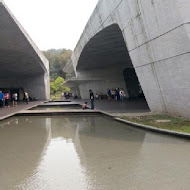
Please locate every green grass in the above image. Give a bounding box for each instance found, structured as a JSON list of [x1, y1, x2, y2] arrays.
[[120, 114, 190, 134]]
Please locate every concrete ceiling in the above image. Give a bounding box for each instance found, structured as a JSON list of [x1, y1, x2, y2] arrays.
[[0, 2, 46, 78], [77, 24, 133, 71]]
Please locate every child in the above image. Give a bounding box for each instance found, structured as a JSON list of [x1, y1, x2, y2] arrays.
[[82, 102, 88, 110]]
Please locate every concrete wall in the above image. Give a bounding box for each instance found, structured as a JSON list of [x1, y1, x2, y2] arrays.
[[21, 75, 50, 100], [77, 66, 128, 99], [69, 0, 190, 118], [0, 75, 50, 100]]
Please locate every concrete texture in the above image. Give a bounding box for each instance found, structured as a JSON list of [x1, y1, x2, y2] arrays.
[[64, 0, 190, 118], [72, 98, 150, 113], [0, 1, 50, 100]]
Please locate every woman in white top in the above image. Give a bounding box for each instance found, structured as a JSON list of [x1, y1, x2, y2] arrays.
[[119, 88, 125, 102], [12, 92, 18, 106]]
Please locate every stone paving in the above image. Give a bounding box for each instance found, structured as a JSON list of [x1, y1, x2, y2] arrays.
[[0, 98, 150, 120], [72, 98, 150, 115], [0, 101, 43, 120]]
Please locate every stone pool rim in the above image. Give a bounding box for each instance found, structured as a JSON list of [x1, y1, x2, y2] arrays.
[[1, 104, 190, 140], [100, 111, 190, 140], [28, 104, 83, 110]]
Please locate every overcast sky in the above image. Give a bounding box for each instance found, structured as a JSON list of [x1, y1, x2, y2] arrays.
[[4, 0, 98, 50]]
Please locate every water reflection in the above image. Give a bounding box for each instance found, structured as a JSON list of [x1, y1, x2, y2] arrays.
[[0, 117, 51, 190], [31, 105, 81, 111], [0, 116, 190, 190], [73, 116, 147, 190]]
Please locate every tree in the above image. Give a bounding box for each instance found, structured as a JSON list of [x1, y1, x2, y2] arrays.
[[43, 49, 72, 80], [43, 48, 72, 99], [50, 77, 70, 98]]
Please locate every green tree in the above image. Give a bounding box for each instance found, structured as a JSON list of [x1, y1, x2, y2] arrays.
[[43, 49, 72, 80], [43, 48, 72, 99], [50, 76, 70, 99]]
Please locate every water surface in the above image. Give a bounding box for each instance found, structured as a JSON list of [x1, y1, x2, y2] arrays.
[[30, 105, 82, 110], [0, 115, 190, 190]]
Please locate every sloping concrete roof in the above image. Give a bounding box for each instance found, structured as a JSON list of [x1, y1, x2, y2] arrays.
[[63, 77, 103, 87], [0, 0, 49, 78], [63, 60, 74, 73]]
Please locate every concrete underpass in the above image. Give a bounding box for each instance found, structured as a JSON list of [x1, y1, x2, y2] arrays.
[[64, 24, 149, 111], [64, 0, 190, 118], [0, 1, 50, 100]]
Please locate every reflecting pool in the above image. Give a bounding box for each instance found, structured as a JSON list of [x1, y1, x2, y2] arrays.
[[0, 115, 190, 190], [46, 100, 71, 103], [30, 105, 82, 110]]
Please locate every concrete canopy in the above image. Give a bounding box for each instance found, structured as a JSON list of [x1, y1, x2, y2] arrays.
[[0, 1, 50, 99], [65, 23, 136, 99], [65, 0, 190, 118], [77, 24, 133, 71]]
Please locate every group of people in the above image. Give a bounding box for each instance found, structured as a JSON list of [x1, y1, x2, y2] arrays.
[[94, 88, 127, 101], [106, 88, 126, 102], [82, 88, 126, 110], [0, 91, 29, 108], [62, 92, 78, 99], [0, 91, 11, 107]]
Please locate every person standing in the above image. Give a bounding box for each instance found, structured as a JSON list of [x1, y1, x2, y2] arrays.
[[0, 90, 5, 107], [119, 88, 125, 102], [12, 92, 18, 106], [12, 92, 15, 106], [107, 88, 111, 100], [116, 88, 120, 101], [111, 88, 115, 100], [15, 92, 18, 105], [61, 92, 64, 100], [24, 92, 29, 104], [4, 92, 9, 107], [89, 89, 95, 110]]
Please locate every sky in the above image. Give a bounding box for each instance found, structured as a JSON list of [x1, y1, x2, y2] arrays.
[[4, 0, 99, 50]]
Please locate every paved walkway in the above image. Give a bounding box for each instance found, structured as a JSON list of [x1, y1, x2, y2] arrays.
[[0, 101, 43, 120], [0, 98, 150, 120], [72, 98, 150, 115]]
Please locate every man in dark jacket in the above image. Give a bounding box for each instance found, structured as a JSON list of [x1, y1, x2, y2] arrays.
[[89, 89, 95, 109]]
